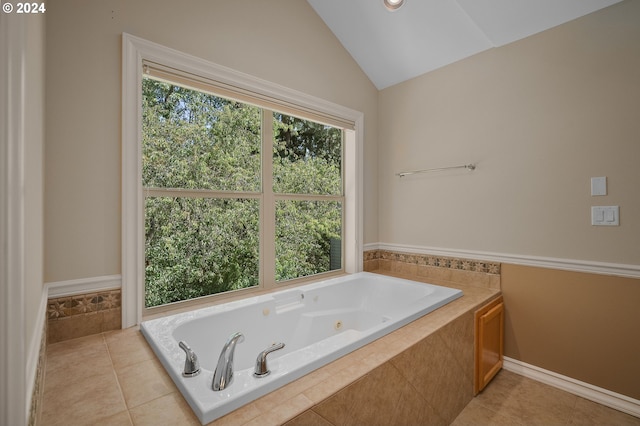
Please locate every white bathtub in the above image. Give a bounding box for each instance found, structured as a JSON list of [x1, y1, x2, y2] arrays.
[[140, 272, 462, 424]]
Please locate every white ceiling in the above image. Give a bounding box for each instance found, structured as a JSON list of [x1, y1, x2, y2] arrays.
[[307, 0, 622, 89]]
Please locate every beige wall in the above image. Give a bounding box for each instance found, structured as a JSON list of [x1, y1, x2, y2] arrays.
[[502, 264, 640, 400], [378, 0, 639, 265], [378, 0, 640, 401], [44, 0, 378, 282]]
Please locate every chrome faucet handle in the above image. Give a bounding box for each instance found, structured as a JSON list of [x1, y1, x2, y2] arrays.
[[178, 341, 201, 377], [253, 342, 285, 378]]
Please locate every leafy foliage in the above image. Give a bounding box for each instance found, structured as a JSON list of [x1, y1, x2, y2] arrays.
[[276, 200, 341, 281], [142, 78, 343, 307]]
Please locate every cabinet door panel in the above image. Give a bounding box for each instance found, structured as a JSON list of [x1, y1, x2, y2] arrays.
[[475, 297, 504, 394]]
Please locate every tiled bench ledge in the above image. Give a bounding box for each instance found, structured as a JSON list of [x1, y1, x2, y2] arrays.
[[364, 249, 501, 291]]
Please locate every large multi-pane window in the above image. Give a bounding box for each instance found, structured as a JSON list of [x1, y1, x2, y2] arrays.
[[142, 76, 344, 308]]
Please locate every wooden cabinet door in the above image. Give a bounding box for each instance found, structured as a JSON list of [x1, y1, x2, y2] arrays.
[[475, 297, 504, 394]]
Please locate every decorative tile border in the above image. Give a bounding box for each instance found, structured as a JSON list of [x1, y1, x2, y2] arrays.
[[47, 289, 121, 319], [364, 249, 501, 275], [47, 289, 122, 343]]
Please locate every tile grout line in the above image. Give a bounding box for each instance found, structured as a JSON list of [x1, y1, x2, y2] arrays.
[[565, 392, 583, 426], [103, 331, 135, 424], [106, 329, 198, 423], [463, 392, 523, 425]]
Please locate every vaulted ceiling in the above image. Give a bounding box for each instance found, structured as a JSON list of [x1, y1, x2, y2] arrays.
[[307, 0, 622, 89]]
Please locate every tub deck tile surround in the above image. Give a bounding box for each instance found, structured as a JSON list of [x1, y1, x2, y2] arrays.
[[41, 273, 498, 426], [41, 250, 501, 425]]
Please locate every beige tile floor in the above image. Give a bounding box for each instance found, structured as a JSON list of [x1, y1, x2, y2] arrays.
[[452, 370, 640, 426], [40, 328, 640, 426]]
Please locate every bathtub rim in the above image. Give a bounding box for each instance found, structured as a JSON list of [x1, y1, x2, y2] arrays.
[[142, 270, 347, 320], [140, 271, 470, 424]]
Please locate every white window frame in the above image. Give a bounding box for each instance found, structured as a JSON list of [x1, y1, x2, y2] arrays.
[[122, 33, 363, 327]]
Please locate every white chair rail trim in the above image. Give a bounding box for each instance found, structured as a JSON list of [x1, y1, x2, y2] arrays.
[[367, 243, 640, 279], [47, 275, 122, 298]]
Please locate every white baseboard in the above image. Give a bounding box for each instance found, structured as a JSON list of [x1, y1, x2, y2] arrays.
[[46, 275, 122, 298], [364, 242, 640, 279], [25, 288, 48, 423], [503, 357, 640, 418]]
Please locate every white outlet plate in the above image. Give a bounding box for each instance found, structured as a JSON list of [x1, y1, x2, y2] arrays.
[[591, 206, 619, 226]]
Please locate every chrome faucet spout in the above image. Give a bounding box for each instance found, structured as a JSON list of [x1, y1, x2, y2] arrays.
[[212, 332, 244, 391]]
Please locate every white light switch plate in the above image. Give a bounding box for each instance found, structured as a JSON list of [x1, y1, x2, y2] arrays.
[[591, 177, 607, 196], [591, 206, 619, 226]]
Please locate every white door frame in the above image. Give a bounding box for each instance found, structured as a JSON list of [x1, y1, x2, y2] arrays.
[[0, 11, 28, 426]]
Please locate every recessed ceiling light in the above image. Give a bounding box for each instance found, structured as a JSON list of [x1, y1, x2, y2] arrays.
[[384, 0, 405, 12]]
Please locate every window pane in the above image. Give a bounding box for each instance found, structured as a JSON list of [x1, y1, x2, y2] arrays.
[[145, 197, 259, 307], [142, 77, 261, 192], [273, 113, 342, 195], [275, 200, 342, 282]]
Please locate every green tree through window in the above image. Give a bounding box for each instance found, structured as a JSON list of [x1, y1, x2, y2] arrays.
[[142, 77, 343, 308]]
